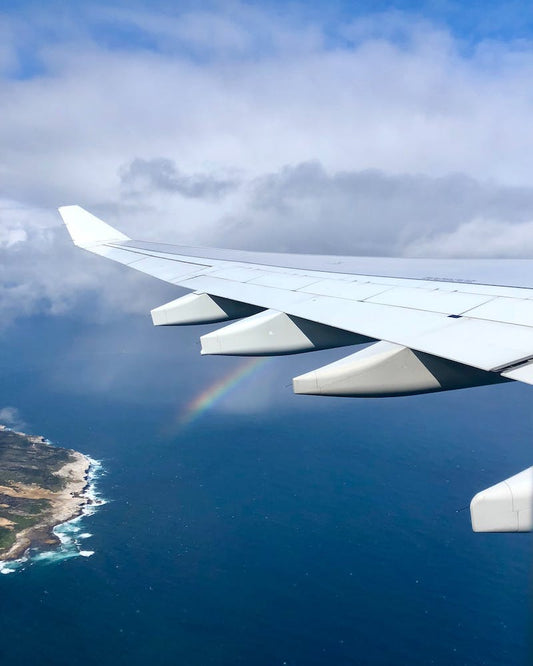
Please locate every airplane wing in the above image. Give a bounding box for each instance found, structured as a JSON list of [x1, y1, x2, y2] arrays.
[[59, 204, 533, 533]]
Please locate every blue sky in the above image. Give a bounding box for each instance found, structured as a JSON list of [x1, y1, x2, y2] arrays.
[[4, 0, 533, 79]]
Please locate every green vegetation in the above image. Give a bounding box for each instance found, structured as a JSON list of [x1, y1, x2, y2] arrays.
[[1, 513, 40, 532], [0, 429, 74, 491], [0, 496, 51, 515], [0, 498, 52, 534], [0, 527, 15, 551]]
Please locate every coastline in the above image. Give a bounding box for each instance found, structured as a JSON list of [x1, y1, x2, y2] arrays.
[[0, 432, 94, 563]]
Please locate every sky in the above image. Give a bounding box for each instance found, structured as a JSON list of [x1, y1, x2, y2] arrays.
[[2, 0, 533, 324]]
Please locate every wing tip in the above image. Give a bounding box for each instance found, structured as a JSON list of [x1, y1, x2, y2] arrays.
[[58, 205, 130, 247]]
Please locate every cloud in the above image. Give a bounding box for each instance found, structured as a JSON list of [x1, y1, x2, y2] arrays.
[[221, 163, 533, 256], [119, 157, 239, 200], [0, 406, 26, 431], [0, 198, 179, 326], [96, 7, 257, 57], [2, 5, 533, 324], [406, 218, 533, 257], [3, 3, 533, 209]]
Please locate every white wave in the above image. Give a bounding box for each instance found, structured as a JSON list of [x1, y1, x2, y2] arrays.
[[0, 553, 28, 574]]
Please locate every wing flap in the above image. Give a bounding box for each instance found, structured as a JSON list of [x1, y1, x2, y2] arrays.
[[461, 296, 533, 328], [501, 362, 533, 385], [366, 287, 493, 315]]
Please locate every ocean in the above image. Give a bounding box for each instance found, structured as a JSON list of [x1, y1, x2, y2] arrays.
[[0, 310, 531, 665]]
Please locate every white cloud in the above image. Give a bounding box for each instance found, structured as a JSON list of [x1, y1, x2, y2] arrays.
[[0, 197, 176, 326], [0, 226, 27, 248], [219, 164, 533, 255], [119, 157, 240, 200], [2, 5, 533, 204], [406, 217, 533, 257], [2, 6, 533, 323], [0, 406, 26, 431]]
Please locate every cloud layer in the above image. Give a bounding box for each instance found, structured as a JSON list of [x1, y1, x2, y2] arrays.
[[3, 4, 533, 323]]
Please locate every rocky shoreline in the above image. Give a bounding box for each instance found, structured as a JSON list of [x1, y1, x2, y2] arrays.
[[0, 427, 93, 562]]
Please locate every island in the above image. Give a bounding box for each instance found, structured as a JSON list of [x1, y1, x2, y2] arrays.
[[0, 425, 91, 562]]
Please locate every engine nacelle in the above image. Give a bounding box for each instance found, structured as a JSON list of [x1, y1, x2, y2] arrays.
[[471, 468, 533, 532]]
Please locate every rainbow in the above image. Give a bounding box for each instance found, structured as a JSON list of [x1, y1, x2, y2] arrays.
[[179, 357, 270, 426]]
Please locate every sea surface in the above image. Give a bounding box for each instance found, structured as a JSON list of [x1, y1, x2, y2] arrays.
[[0, 311, 532, 665]]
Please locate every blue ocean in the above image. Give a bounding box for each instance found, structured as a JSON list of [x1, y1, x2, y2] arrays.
[[0, 310, 532, 665]]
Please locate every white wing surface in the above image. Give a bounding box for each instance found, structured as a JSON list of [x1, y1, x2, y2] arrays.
[[59, 205, 533, 378], [59, 205, 533, 531]]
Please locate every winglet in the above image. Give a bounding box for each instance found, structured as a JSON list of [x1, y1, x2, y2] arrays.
[[58, 205, 130, 248]]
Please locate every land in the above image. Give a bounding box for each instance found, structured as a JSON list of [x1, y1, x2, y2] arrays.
[[0, 425, 91, 561]]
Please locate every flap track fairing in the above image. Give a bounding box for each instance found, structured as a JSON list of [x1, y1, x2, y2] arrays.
[[200, 310, 371, 356], [293, 341, 508, 397], [151, 293, 262, 326]]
